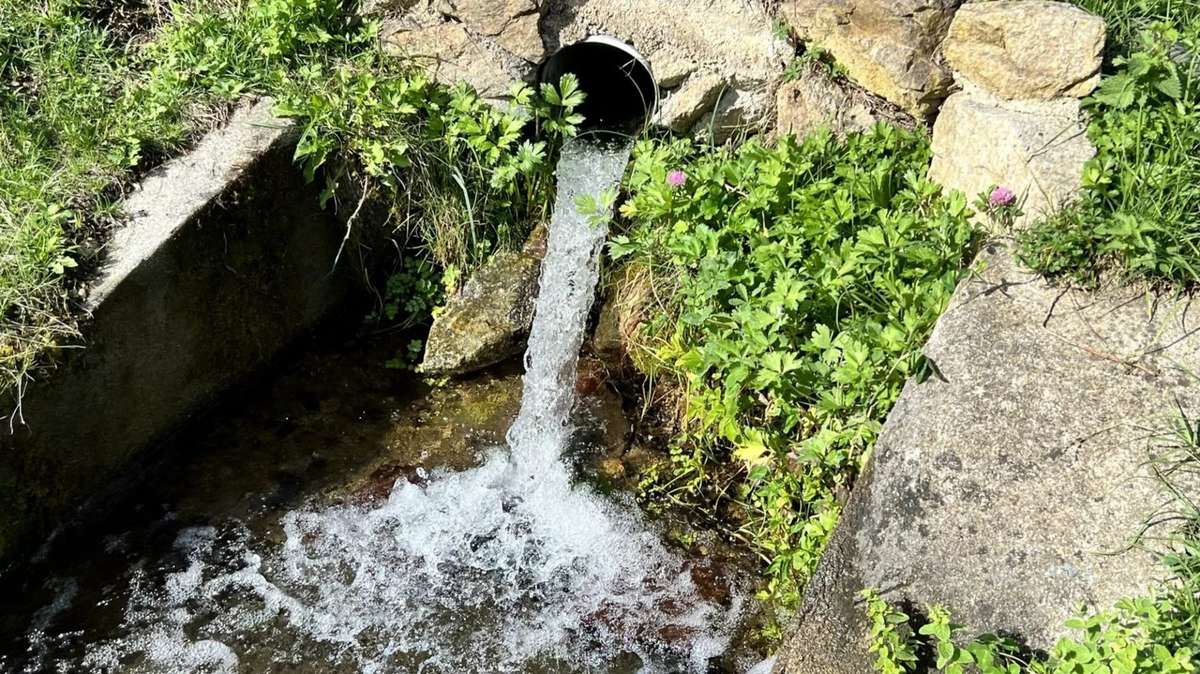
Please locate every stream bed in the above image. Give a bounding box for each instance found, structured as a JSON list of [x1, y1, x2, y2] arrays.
[[0, 338, 761, 673], [0, 137, 766, 673]]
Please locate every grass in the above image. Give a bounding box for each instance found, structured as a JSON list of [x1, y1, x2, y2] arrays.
[[1019, 7, 1200, 288], [1073, 0, 1200, 60], [0, 0, 371, 410]]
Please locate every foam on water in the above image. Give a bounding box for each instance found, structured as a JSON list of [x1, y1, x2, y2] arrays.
[[39, 137, 744, 673]]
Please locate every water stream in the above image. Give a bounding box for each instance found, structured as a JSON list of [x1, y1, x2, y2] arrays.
[[1, 137, 750, 673]]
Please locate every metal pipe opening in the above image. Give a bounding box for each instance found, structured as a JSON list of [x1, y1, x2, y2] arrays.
[[538, 36, 658, 133]]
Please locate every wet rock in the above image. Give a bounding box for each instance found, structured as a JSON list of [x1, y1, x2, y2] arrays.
[[774, 63, 913, 140], [596, 456, 626, 482], [778, 0, 962, 118], [945, 1, 1104, 100], [576, 382, 632, 460], [592, 263, 654, 366], [420, 227, 546, 376], [928, 83, 1094, 228], [776, 245, 1200, 672], [575, 357, 609, 396]]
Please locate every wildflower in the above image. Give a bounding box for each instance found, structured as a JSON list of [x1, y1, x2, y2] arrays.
[[989, 185, 1016, 209], [666, 169, 687, 188]]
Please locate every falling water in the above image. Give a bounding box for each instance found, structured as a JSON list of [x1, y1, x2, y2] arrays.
[[18, 137, 744, 673], [507, 137, 630, 473]]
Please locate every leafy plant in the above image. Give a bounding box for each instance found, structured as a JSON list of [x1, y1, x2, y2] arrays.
[[276, 62, 584, 272], [616, 125, 979, 621], [0, 0, 584, 404], [1019, 21, 1200, 287], [864, 589, 920, 674]]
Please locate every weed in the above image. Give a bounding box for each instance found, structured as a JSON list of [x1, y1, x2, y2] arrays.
[[1019, 21, 1200, 287], [615, 125, 979, 622]]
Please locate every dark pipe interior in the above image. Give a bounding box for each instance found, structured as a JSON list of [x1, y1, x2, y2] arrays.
[[539, 38, 657, 133]]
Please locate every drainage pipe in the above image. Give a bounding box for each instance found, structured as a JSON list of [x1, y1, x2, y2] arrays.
[[538, 36, 658, 132]]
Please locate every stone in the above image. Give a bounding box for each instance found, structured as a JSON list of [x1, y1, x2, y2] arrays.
[[928, 84, 1095, 228], [648, 45, 697, 89], [776, 245, 1200, 673], [694, 84, 774, 144], [778, 0, 963, 118], [775, 63, 913, 140], [542, 0, 789, 137], [379, 4, 538, 100], [419, 227, 546, 376], [655, 73, 728, 133], [434, 0, 543, 61], [945, 0, 1105, 100]]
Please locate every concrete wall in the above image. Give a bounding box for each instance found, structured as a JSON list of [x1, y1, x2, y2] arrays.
[[0, 99, 357, 564]]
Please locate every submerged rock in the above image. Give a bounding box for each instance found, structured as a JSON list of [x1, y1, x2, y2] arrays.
[[776, 246, 1200, 672], [419, 226, 546, 376]]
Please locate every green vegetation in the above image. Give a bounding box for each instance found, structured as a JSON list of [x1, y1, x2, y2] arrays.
[[1019, 14, 1200, 287], [1073, 0, 1200, 60], [614, 126, 979, 627], [863, 411, 1200, 674], [0, 0, 372, 403], [0, 0, 580, 402], [277, 57, 583, 274]]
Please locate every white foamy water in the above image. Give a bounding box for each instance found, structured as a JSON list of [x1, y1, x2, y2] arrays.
[[39, 137, 744, 673]]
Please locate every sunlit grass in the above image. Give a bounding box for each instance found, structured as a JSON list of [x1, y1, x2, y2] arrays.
[[0, 0, 365, 406]]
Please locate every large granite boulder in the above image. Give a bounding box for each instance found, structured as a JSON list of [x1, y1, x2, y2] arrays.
[[928, 83, 1095, 228], [419, 227, 546, 376], [945, 0, 1105, 100], [775, 245, 1200, 673], [777, 0, 963, 118]]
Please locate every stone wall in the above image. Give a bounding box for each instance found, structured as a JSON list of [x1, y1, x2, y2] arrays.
[[372, 0, 791, 142]]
